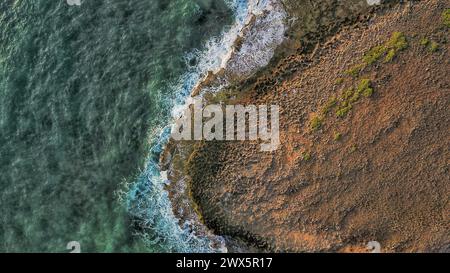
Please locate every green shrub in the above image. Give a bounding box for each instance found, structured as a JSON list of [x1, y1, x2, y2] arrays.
[[363, 45, 387, 65], [357, 79, 374, 98], [335, 78, 345, 85], [387, 31, 408, 51], [349, 92, 360, 103], [334, 132, 342, 141], [321, 97, 338, 115], [443, 9, 450, 27], [384, 49, 396, 63], [363, 32, 408, 65], [420, 37, 430, 47], [345, 64, 365, 77], [349, 145, 358, 153], [357, 79, 371, 92], [302, 152, 311, 161], [362, 87, 374, 97], [310, 115, 324, 131], [429, 41, 439, 52], [342, 88, 354, 100], [336, 104, 353, 118]]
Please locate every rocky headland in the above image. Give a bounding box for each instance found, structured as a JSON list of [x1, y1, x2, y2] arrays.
[[163, 0, 449, 252]]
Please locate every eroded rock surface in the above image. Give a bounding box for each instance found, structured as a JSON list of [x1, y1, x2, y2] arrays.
[[185, 0, 449, 252]]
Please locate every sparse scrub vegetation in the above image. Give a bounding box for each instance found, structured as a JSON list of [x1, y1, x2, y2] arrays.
[[335, 79, 373, 117], [341, 88, 354, 100], [349, 91, 360, 103], [420, 37, 430, 47], [310, 115, 324, 131], [384, 49, 396, 63], [429, 41, 439, 52], [419, 37, 439, 53], [335, 78, 344, 85], [344, 32, 408, 79], [362, 87, 374, 98], [358, 79, 374, 98], [336, 104, 353, 118], [308, 78, 375, 128], [344, 64, 365, 77], [358, 79, 371, 91], [308, 32, 408, 135], [363, 45, 387, 65], [334, 132, 342, 141], [363, 31, 408, 65], [321, 97, 338, 115], [443, 9, 450, 27], [386, 31, 408, 51], [301, 152, 311, 161]]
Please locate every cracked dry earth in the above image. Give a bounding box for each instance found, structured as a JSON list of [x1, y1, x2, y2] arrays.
[[186, 0, 450, 252]]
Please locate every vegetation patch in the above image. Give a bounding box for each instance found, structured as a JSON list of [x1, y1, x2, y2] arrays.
[[363, 45, 387, 65], [321, 97, 338, 115], [301, 152, 312, 161], [429, 41, 439, 52], [334, 132, 342, 141], [362, 87, 374, 98], [336, 104, 353, 118], [363, 32, 408, 65], [443, 9, 450, 28], [310, 115, 324, 131], [344, 64, 365, 77], [384, 49, 396, 63], [335, 79, 373, 118], [343, 32, 408, 79], [308, 32, 409, 135], [419, 37, 440, 53], [341, 88, 354, 100], [357, 79, 374, 98], [420, 37, 430, 47], [335, 78, 345, 85]]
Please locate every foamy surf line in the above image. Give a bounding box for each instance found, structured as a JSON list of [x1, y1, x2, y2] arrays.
[[126, 0, 287, 253]]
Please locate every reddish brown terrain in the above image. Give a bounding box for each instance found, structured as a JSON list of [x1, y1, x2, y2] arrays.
[[166, 0, 450, 252]]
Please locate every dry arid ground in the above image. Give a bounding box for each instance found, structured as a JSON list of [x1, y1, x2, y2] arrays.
[[166, 0, 450, 252]]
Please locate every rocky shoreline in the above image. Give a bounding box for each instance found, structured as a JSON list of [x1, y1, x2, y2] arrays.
[[162, 0, 449, 252]]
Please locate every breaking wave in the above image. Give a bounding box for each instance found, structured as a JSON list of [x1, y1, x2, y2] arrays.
[[126, 0, 286, 253]]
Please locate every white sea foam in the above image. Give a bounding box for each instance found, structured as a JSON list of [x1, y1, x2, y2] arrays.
[[172, 0, 286, 119], [128, 0, 287, 253], [225, 0, 286, 77]]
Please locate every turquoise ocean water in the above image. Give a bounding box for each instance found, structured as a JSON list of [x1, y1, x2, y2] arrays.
[[0, 0, 235, 252]]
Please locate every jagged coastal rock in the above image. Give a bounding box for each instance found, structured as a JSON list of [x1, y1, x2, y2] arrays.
[[163, 0, 449, 252]]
